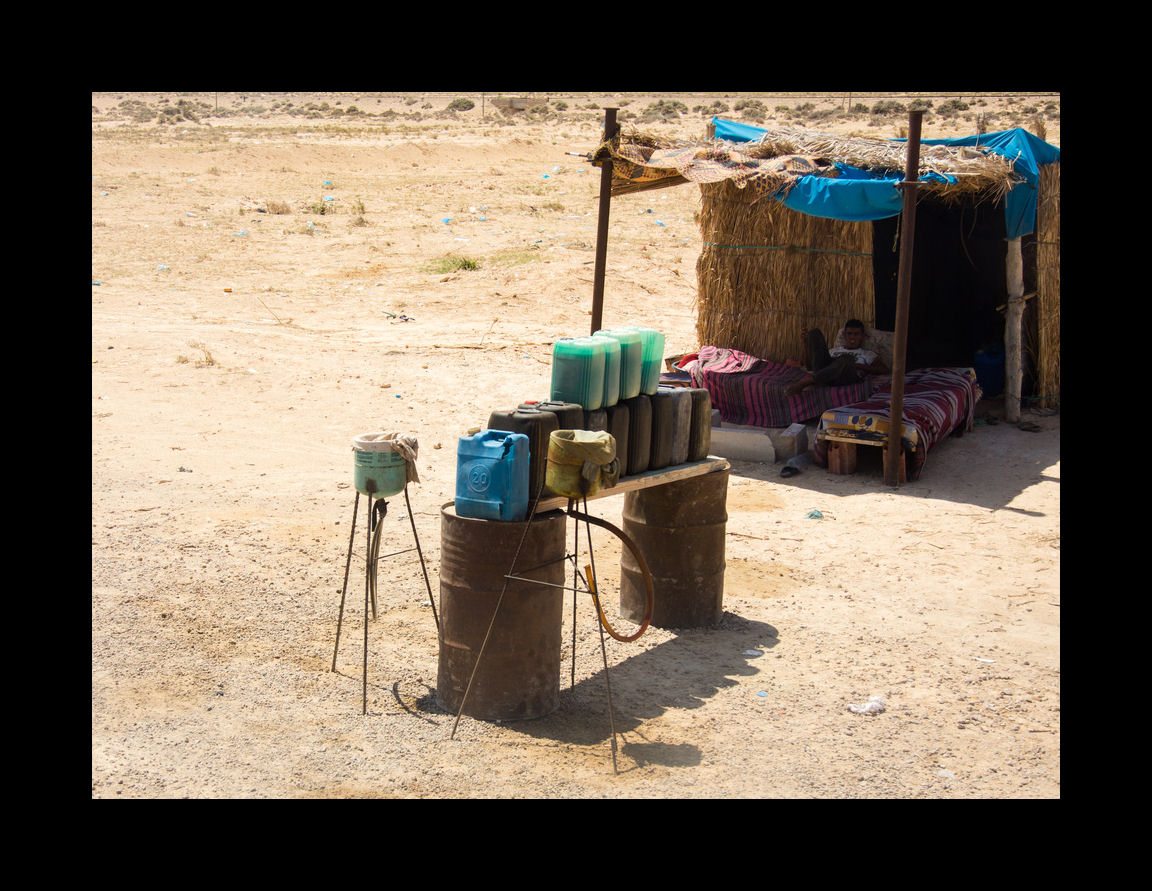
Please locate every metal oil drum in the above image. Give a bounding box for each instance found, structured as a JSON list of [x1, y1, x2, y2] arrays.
[[619, 467, 729, 628], [437, 503, 568, 721]]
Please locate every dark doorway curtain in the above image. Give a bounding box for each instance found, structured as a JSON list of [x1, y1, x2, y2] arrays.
[[872, 199, 1010, 370]]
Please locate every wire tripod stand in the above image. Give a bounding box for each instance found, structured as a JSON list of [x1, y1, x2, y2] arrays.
[[448, 478, 654, 775], [331, 484, 437, 715]]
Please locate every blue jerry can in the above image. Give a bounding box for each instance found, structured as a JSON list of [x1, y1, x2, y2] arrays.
[[455, 429, 530, 522]]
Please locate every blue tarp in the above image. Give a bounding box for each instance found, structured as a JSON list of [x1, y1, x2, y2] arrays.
[[711, 117, 1060, 239]]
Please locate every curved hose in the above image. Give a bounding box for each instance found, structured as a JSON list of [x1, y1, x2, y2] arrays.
[[566, 506, 654, 642]]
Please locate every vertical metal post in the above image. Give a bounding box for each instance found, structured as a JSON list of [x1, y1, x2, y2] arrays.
[[885, 110, 924, 487], [590, 108, 619, 335]]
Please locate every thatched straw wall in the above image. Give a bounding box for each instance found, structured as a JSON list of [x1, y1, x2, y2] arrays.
[[695, 179, 874, 362], [1035, 162, 1060, 409]]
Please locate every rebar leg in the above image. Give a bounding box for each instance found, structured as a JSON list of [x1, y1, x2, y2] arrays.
[[363, 495, 373, 715], [570, 500, 579, 688], [582, 495, 619, 775], [332, 491, 360, 672], [403, 484, 439, 632]]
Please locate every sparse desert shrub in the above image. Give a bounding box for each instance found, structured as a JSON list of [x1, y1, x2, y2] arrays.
[[937, 98, 969, 116], [871, 99, 906, 116], [426, 255, 478, 274], [266, 200, 292, 214], [447, 98, 475, 112], [733, 99, 767, 122], [639, 99, 688, 122]]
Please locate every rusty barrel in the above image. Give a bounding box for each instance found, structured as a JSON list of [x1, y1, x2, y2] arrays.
[[620, 467, 729, 628], [437, 502, 568, 721]]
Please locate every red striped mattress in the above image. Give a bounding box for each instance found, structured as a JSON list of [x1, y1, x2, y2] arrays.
[[684, 345, 878, 428], [812, 367, 982, 480]]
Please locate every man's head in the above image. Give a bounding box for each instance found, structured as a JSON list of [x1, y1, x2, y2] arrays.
[[842, 319, 866, 350]]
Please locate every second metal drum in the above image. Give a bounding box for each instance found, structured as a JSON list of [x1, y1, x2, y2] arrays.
[[619, 467, 729, 628]]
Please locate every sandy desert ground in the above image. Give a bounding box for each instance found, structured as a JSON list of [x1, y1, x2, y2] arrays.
[[91, 92, 1059, 798]]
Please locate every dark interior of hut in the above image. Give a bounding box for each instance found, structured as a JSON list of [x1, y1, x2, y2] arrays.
[[871, 199, 1038, 393]]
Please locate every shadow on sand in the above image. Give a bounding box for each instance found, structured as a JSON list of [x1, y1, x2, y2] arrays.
[[414, 613, 780, 770], [728, 408, 1059, 515]]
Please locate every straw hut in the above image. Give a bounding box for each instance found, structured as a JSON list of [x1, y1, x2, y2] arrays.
[[593, 121, 1061, 415]]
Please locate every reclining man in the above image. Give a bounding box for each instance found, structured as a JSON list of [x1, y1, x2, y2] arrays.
[[785, 318, 889, 396]]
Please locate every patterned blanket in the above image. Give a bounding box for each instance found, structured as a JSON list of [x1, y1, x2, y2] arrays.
[[606, 144, 835, 200], [812, 367, 982, 480], [684, 345, 878, 428]]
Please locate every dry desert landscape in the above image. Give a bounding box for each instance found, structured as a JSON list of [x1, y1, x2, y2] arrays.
[[91, 92, 1060, 798]]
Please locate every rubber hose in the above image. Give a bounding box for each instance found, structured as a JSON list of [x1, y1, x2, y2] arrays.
[[566, 506, 653, 642]]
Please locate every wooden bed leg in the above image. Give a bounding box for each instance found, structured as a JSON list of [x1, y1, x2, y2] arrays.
[[883, 445, 907, 483], [828, 440, 856, 474]]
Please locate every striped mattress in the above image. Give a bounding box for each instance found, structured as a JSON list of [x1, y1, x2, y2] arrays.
[[812, 367, 982, 480], [685, 346, 878, 428]]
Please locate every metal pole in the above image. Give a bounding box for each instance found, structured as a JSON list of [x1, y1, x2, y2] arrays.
[[590, 108, 619, 335], [363, 495, 373, 714], [885, 109, 924, 487], [331, 491, 360, 672], [403, 484, 439, 632]]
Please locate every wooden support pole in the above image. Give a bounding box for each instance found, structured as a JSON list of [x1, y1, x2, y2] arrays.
[[1004, 237, 1024, 423], [885, 110, 924, 487], [590, 108, 619, 335]]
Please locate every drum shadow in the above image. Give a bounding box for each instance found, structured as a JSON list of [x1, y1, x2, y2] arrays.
[[495, 613, 780, 760]]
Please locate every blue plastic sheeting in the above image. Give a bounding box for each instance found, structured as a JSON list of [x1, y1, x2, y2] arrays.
[[916, 130, 1060, 240], [710, 117, 1060, 239], [710, 117, 770, 144], [778, 163, 904, 221]]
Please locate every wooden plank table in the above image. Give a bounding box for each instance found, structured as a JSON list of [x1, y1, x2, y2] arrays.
[[532, 456, 731, 513]]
